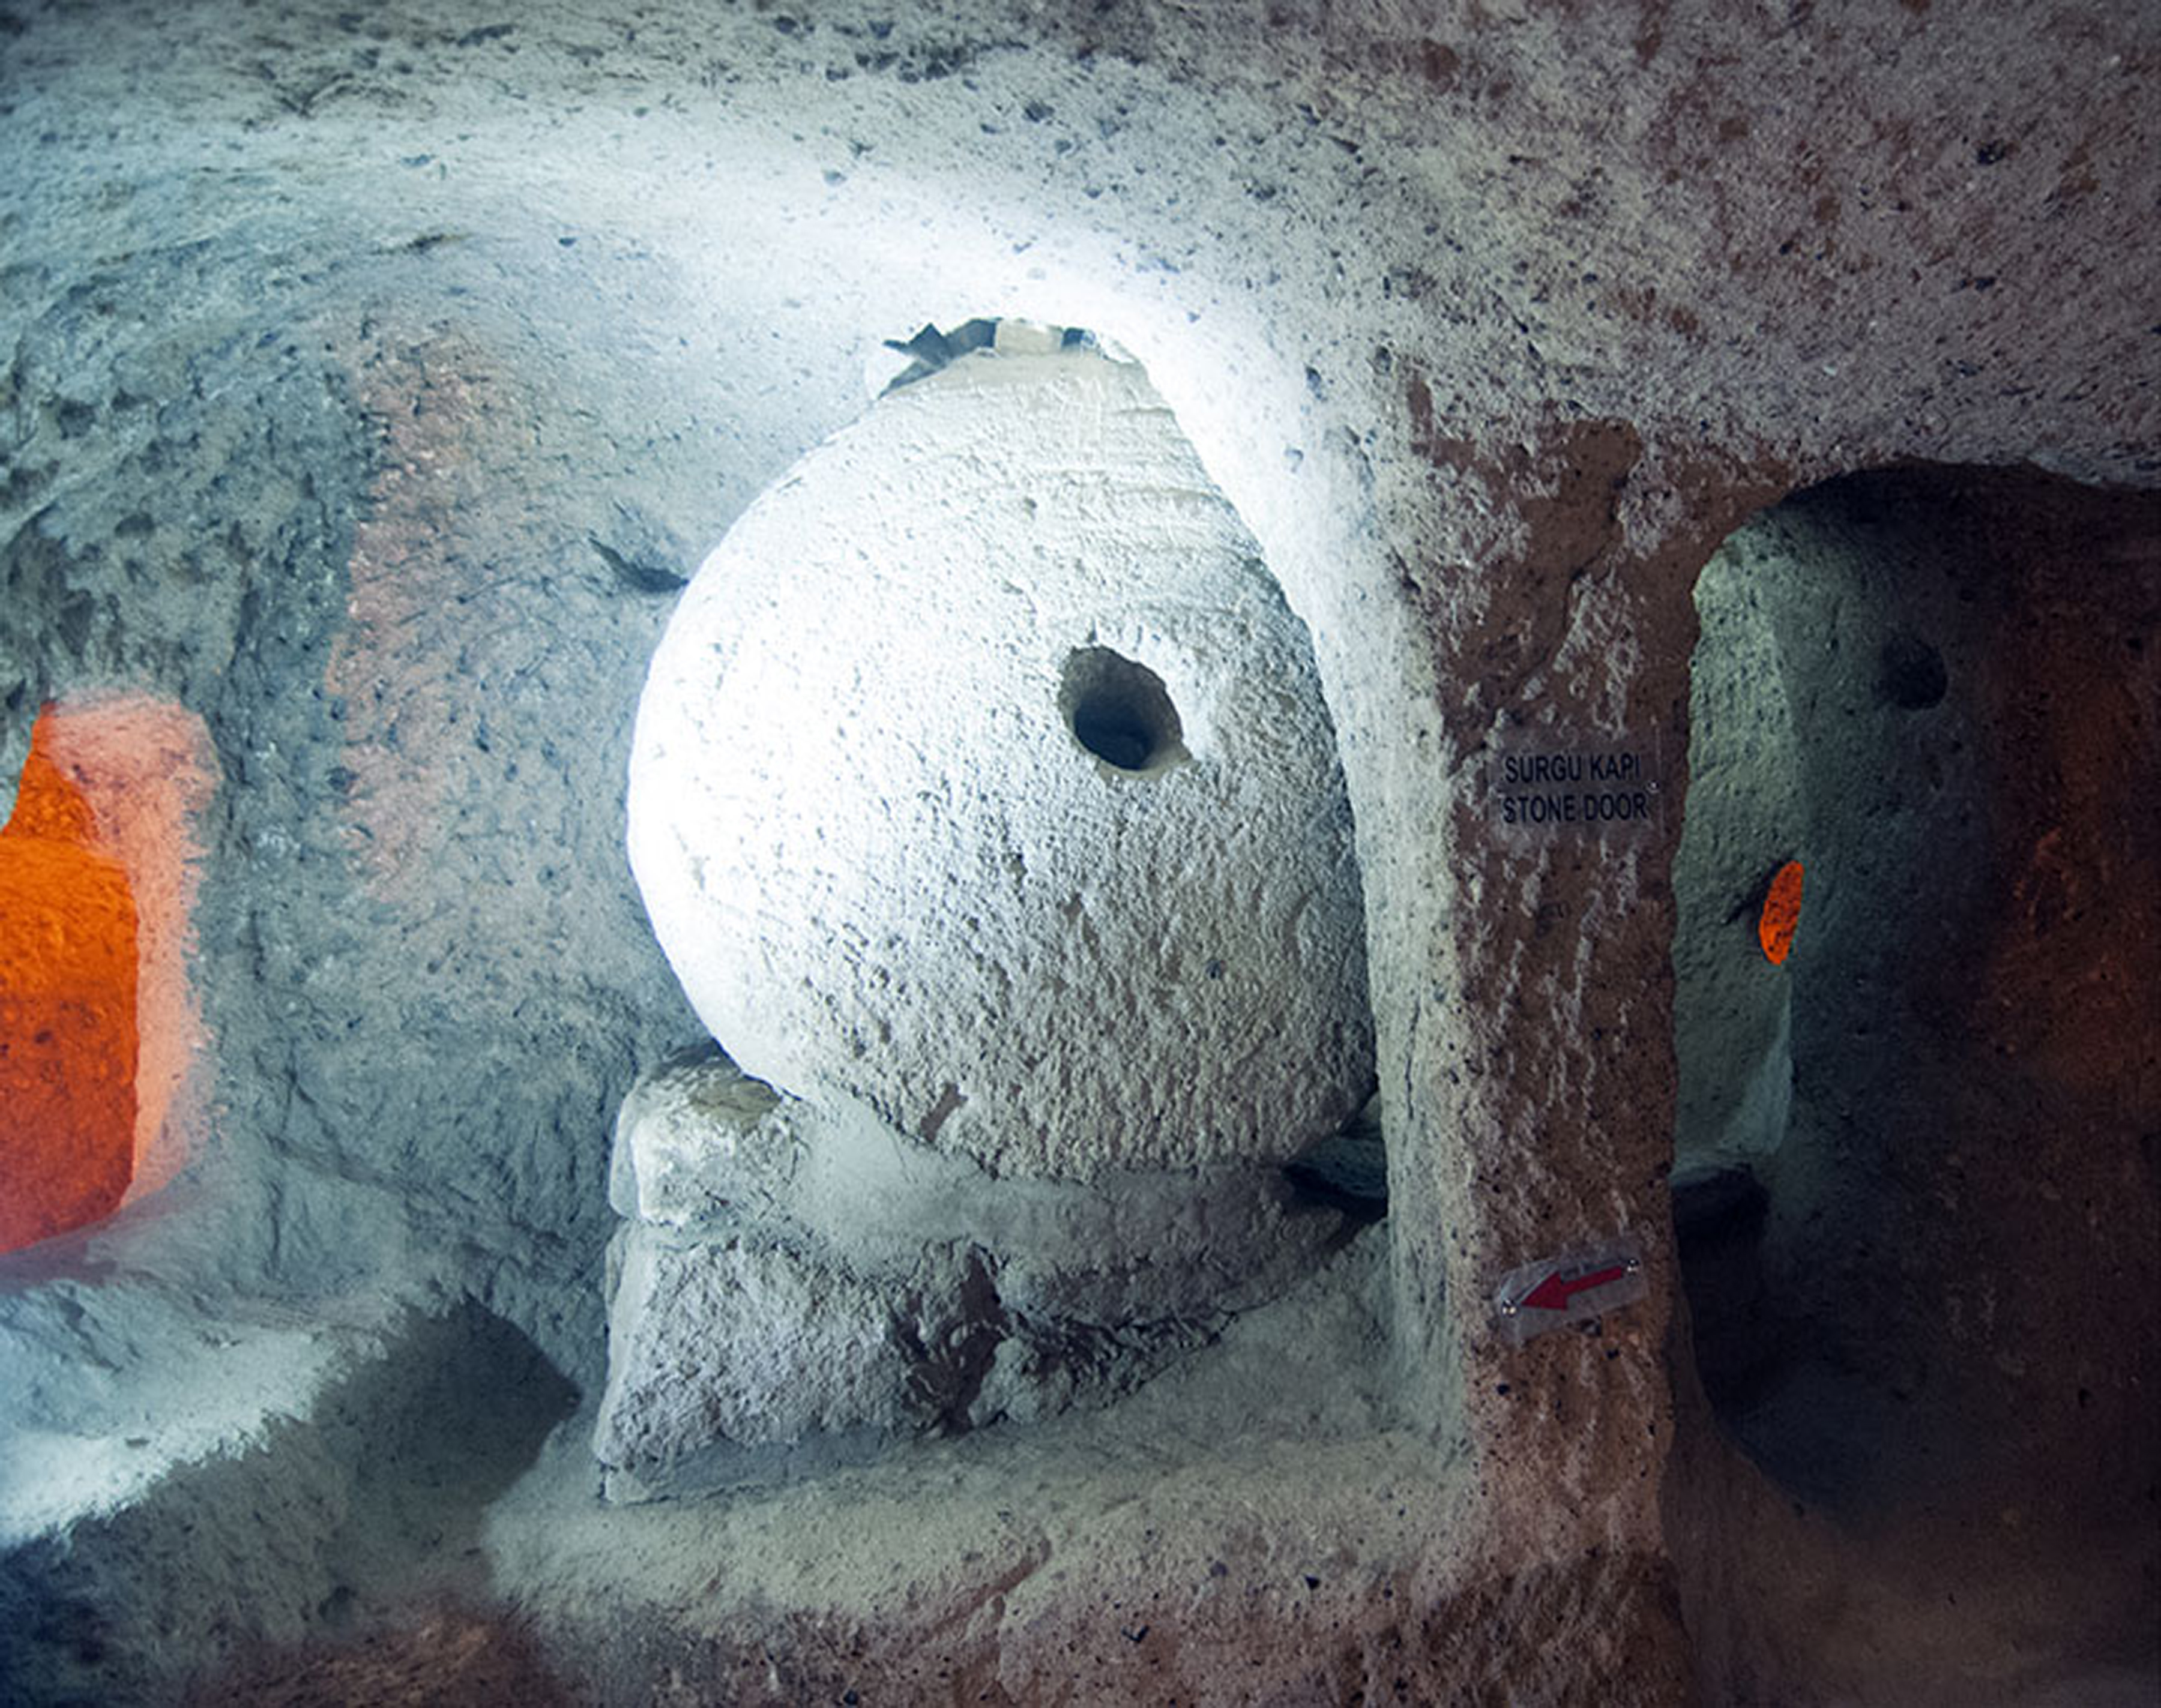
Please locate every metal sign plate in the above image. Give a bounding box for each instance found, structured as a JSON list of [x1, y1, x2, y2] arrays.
[[1493, 1236, 1647, 1344], [1484, 728, 1666, 839]]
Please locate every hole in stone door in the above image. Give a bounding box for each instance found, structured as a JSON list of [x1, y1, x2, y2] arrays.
[[1058, 646, 1187, 775], [1671, 465, 2159, 1652]]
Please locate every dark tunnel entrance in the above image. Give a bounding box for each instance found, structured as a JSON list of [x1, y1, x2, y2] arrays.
[[1670, 465, 2161, 1683]]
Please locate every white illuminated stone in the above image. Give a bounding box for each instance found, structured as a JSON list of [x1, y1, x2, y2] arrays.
[[627, 340, 1371, 1180]]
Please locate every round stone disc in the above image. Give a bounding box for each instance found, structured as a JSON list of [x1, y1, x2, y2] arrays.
[[628, 343, 1371, 1180]]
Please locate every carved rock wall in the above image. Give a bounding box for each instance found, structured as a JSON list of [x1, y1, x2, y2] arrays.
[[0, 1, 2153, 1702]]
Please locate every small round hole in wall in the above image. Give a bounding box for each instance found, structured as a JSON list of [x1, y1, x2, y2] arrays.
[[1059, 648, 1186, 775], [1876, 630, 1948, 709]]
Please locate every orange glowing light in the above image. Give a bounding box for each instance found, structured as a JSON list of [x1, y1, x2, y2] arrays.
[[0, 709, 140, 1253], [1758, 859, 1805, 966]]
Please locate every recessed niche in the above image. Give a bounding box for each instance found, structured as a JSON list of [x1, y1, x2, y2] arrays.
[[1058, 646, 1187, 775], [0, 696, 212, 1255], [0, 711, 139, 1252], [1876, 629, 1948, 709], [615, 323, 1378, 1499]]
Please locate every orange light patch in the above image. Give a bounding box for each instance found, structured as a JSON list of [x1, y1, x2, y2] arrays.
[[0, 709, 140, 1252], [1758, 859, 1805, 966]]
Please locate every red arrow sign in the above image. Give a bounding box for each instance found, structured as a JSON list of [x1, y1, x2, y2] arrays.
[[1520, 1263, 1630, 1312]]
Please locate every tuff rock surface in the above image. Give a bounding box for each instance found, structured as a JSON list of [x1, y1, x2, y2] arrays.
[[0, 1, 2153, 1704], [593, 1047, 1361, 1496]]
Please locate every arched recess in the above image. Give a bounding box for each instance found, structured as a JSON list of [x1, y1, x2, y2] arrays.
[[1669, 466, 2160, 1693], [598, 319, 1384, 1496], [0, 696, 213, 1254]]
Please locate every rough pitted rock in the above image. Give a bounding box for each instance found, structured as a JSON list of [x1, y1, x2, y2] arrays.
[[608, 1047, 1355, 1293], [593, 1221, 1232, 1501], [1, 1, 2154, 1700], [594, 1047, 1361, 1496], [628, 340, 1372, 1180]]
